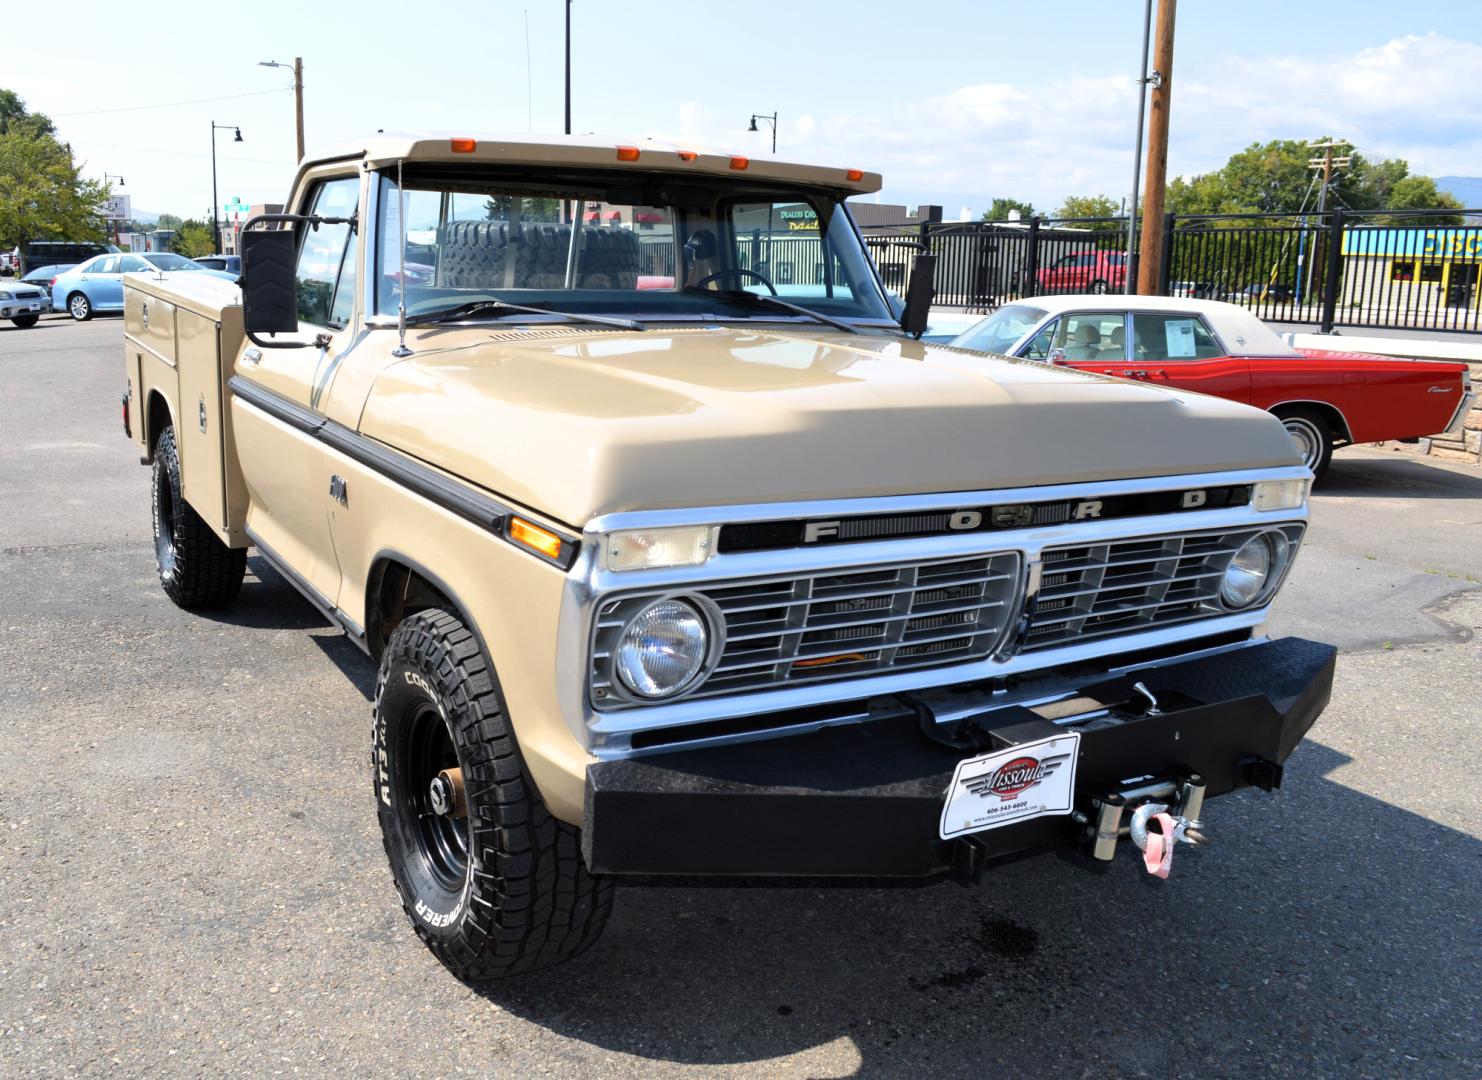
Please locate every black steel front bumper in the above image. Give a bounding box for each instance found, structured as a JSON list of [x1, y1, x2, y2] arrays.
[[582, 637, 1337, 877]]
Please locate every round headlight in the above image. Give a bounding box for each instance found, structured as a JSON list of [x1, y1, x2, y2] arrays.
[[613, 598, 711, 699], [1220, 532, 1288, 608]]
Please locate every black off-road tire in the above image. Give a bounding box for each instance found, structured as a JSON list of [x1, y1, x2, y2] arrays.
[[1090, 278, 1110, 294], [11, 314, 39, 329], [151, 425, 247, 607], [1273, 406, 1334, 482], [374, 608, 613, 982]]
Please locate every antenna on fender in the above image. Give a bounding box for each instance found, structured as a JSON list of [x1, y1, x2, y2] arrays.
[[392, 158, 412, 358]]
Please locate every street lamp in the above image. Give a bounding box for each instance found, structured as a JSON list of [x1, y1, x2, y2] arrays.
[[747, 112, 778, 154], [258, 58, 305, 161], [210, 122, 242, 254]]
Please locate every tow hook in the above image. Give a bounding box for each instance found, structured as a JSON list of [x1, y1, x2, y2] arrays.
[[428, 767, 467, 819], [1129, 802, 1208, 878], [1083, 774, 1208, 873]]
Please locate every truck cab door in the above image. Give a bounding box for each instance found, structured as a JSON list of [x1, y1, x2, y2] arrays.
[[231, 175, 361, 605], [1126, 311, 1252, 403]]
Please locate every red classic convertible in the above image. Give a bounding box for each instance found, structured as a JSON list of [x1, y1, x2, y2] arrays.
[[950, 295, 1474, 480]]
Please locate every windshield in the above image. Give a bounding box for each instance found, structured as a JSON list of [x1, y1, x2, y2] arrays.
[[372, 166, 893, 325], [143, 253, 201, 271], [951, 303, 1048, 354]]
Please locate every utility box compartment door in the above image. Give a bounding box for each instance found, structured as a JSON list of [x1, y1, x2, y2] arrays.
[[176, 307, 228, 534], [124, 284, 176, 364]]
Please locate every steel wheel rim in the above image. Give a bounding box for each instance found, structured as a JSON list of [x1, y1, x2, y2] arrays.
[[403, 703, 469, 893], [1284, 418, 1322, 470], [153, 462, 176, 575]]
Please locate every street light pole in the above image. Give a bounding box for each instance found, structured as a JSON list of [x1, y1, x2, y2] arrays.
[[564, 0, 572, 135], [210, 123, 242, 254], [748, 112, 778, 154], [1124, 0, 1154, 294], [258, 58, 304, 161]]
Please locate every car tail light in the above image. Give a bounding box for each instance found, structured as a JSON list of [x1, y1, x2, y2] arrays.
[[49, 277, 58, 287]]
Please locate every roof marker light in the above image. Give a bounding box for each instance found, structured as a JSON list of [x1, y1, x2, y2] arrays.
[[616, 146, 640, 162], [450, 137, 477, 153], [846, 168, 864, 182], [729, 155, 749, 171], [677, 150, 698, 162]]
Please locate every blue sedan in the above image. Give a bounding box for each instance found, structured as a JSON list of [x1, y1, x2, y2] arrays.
[[52, 252, 236, 320]]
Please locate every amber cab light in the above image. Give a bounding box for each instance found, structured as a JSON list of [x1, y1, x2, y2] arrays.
[[846, 168, 864, 182], [450, 137, 477, 153], [509, 517, 563, 560], [677, 150, 698, 162], [616, 146, 641, 162], [729, 155, 749, 170]]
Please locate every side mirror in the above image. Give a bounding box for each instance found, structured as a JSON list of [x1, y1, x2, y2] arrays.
[[239, 226, 301, 347], [1047, 347, 1067, 365], [899, 253, 937, 339]]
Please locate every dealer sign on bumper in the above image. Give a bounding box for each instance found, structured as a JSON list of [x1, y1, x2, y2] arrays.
[[939, 732, 1081, 839]]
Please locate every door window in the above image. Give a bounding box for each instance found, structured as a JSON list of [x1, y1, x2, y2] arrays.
[[1132, 313, 1224, 360], [295, 176, 360, 327], [1052, 312, 1126, 360], [91, 256, 119, 274], [1021, 319, 1058, 360], [117, 255, 150, 273]]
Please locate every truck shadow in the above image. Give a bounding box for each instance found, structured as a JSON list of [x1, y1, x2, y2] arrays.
[[475, 741, 1479, 1075]]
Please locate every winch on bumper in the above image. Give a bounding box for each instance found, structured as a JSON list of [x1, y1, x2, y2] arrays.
[[582, 636, 1336, 877]]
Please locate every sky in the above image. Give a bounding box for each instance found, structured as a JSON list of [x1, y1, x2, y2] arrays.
[[7, 0, 1480, 222]]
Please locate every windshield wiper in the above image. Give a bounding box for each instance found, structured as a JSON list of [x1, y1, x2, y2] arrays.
[[403, 299, 643, 331], [680, 287, 862, 334]]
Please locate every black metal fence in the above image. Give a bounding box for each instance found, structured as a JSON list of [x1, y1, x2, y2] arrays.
[[865, 208, 1482, 334]]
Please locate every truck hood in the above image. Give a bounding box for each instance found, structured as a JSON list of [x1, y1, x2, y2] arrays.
[[357, 326, 1299, 526]]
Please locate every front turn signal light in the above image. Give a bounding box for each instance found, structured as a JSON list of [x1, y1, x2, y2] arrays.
[[606, 526, 715, 572], [1252, 478, 1309, 511]]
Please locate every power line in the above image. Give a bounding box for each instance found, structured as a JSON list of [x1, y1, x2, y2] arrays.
[[52, 87, 289, 118]]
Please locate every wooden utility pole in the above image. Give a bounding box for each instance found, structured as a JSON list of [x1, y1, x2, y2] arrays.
[[292, 57, 305, 163], [1135, 0, 1177, 295]]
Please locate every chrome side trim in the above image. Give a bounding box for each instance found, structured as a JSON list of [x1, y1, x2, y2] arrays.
[[1443, 381, 1474, 437], [556, 467, 1311, 755], [1266, 398, 1355, 442]]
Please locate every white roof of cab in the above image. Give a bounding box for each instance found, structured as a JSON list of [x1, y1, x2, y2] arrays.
[[1016, 294, 1301, 357], [300, 130, 882, 195]]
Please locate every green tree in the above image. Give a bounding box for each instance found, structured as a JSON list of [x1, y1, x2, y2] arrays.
[[982, 197, 1035, 222], [1054, 194, 1122, 220], [170, 219, 216, 258], [1165, 138, 1441, 218], [156, 213, 185, 230], [0, 89, 55, 137], [1383, 175, 1464, 227], [0, 91, 109, 259]]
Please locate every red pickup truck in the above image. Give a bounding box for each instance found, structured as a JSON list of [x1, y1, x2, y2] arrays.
[[950, 296, 1475, 480]]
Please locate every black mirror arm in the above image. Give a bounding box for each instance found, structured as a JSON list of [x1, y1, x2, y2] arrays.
[[244, 328, 333, 351]]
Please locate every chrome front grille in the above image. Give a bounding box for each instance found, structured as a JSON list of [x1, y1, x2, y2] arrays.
[[1020, 524, 1304, 652], [591, 553, 1021, 707]]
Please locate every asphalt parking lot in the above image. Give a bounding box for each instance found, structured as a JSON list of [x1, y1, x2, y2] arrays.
[[2, 314, 1479, 1078]]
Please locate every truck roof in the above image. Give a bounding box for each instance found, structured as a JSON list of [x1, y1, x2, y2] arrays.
[[299, 131, 883, 195]]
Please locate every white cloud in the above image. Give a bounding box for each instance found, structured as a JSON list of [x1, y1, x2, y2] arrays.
[[661, 32, 1482, 211]]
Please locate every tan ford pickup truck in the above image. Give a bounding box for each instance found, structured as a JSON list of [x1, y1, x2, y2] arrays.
[[122, 133, 1335, 981]]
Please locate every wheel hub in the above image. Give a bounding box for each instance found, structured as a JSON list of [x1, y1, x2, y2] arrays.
[[428, 768, 466, 818]]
